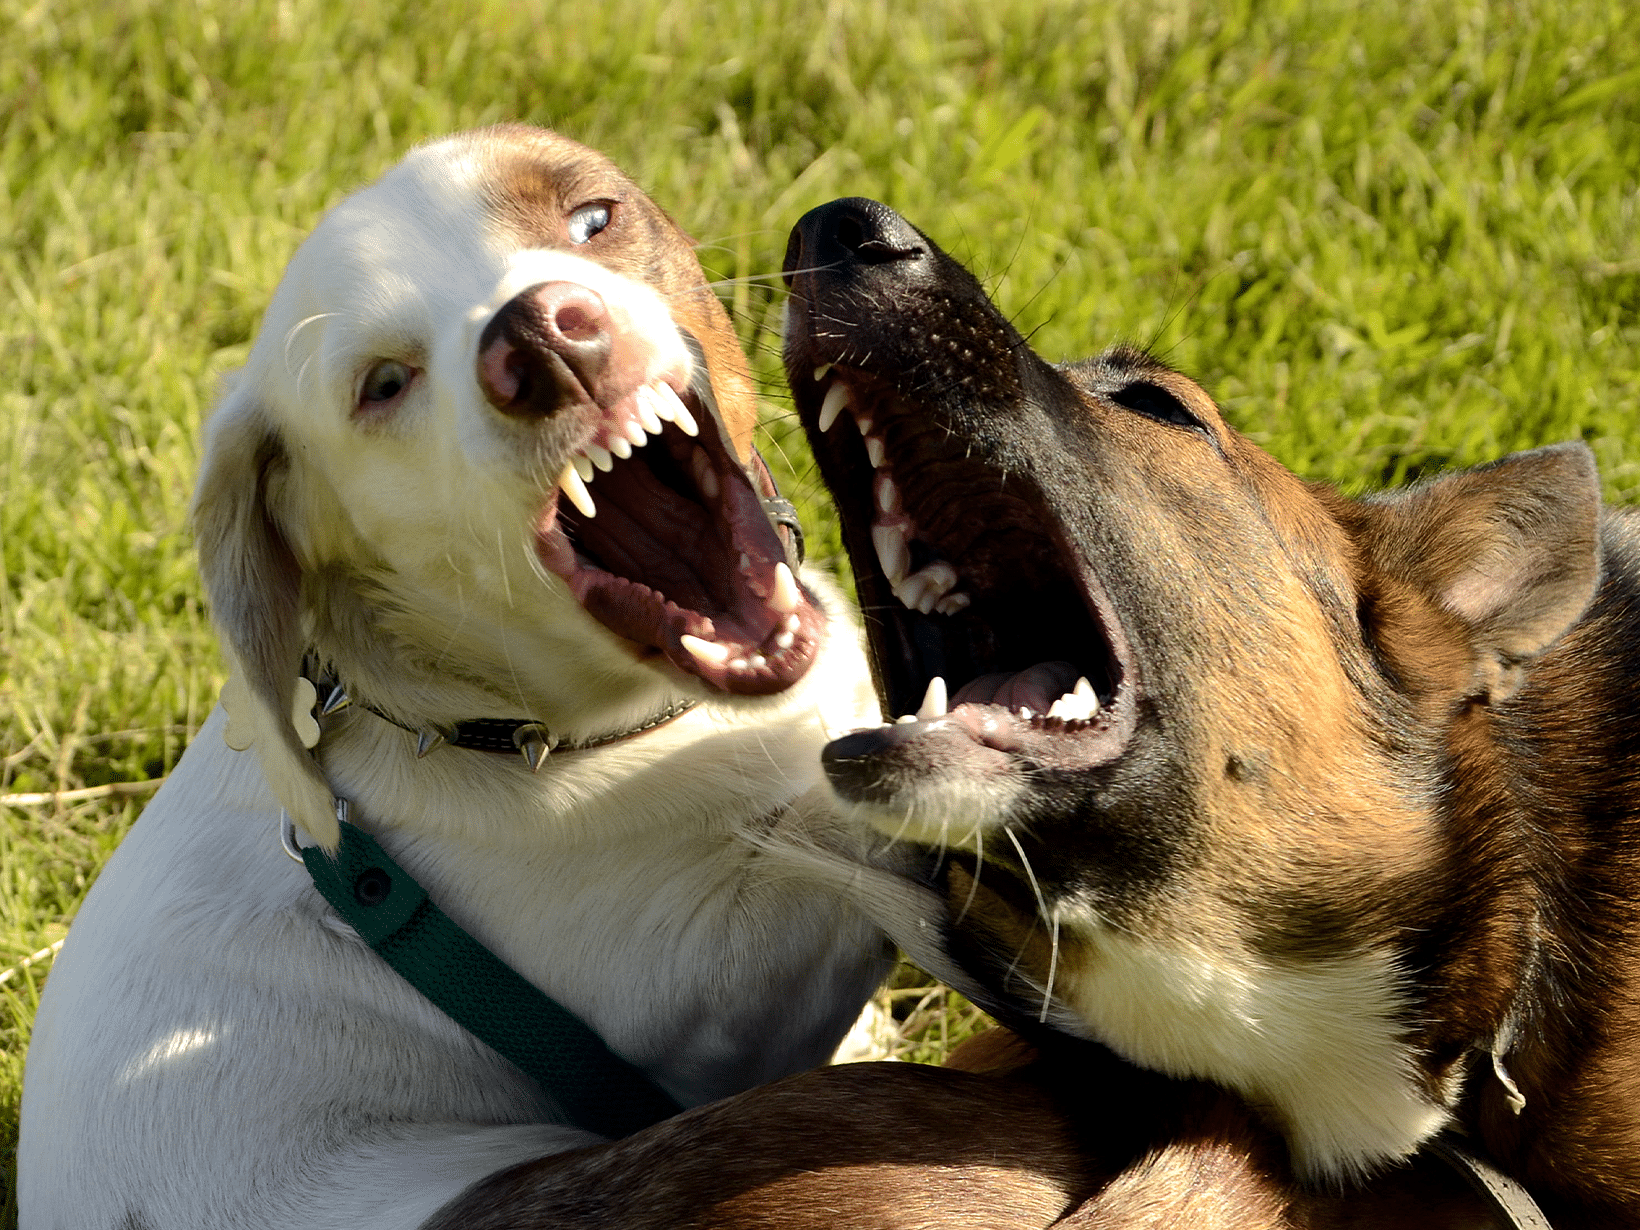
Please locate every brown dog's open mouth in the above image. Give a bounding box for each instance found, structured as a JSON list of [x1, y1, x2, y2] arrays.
[[532, 363, 823, 697], [782, 199, 1138, 779]]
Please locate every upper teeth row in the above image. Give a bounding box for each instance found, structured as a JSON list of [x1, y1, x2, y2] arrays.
[[895, 675, 1102, 723], [557, 382, 699, 518], [815, 373, 970, 617]]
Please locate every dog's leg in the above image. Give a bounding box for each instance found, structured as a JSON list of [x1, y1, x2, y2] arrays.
[[420, 1061, 1098, 1230]]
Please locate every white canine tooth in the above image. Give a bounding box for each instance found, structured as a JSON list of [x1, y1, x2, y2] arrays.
[[657, 384, 699, 436], [813, 364, 833, 382], [917, 676, 948, 720], [585, 443, 614, 472], [635, 386, 665, 435], [572, 454, 595, 482], [818, 382, 849, 433], [865, 435, 885, 468], [559, 465, 597, 517], [1048, 677, 1102, 722], [679, 634, 730, 665], [875, 473, 901, 514], [691, 448, 720, 500], [609, 435, 633, 460], [873, 523, 910, 585], [936, 592, 972, 616], [770, 562, 801, 615]]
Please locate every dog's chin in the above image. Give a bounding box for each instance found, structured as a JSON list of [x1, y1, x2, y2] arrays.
[[530, 381, 825, 698]]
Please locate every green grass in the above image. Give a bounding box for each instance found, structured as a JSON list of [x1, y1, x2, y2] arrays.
[[2, 0, 1637, 1220]]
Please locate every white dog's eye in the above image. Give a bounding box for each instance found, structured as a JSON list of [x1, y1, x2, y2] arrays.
[[567, 203, 612, 244], [360, 359, 414, 405]]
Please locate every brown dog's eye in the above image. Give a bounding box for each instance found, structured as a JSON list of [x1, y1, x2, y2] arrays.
[[1109, 381, 1203, 432], [567, 203, 612, 244], [360, 359, 414, 405]]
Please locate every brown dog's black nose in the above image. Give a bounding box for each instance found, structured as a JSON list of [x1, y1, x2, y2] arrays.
[[783, 198, 927, 287], [477, 281, 612, 416]]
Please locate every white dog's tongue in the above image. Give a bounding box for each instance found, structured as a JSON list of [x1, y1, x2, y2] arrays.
[[950, 661, 1081, 713]]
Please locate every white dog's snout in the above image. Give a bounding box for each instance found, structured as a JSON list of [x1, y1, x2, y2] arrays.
[[477, 281, 614, 414]]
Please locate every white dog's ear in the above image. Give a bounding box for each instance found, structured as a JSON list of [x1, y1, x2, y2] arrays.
[[193, 385, 339, 849]]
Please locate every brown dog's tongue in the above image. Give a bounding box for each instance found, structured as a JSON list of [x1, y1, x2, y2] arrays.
[[951, 661, 1081, 713]]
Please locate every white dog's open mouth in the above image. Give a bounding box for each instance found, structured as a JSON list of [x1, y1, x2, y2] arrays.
[[531, 372, 823, 696]]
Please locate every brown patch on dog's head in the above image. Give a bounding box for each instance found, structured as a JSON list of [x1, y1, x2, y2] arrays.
[[474, 125, 758, 458]]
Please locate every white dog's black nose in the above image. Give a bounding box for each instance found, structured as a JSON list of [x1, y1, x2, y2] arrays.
[[477, 281, 613, 416]]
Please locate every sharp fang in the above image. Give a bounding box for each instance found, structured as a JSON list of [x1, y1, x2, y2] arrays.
[[559, 465, 597, 517], [770, 562, 801, 614], [656, 384, 699, 436], [917, 676, 948, 720], [873, 523, 910, 585], [936, 592, 971, 616], [691, 447, 720, 500], [865, 435, 886, 468], [585, 443, 614, 472], [813, 364, 832, 382], [1048, 677, 1102, 722], [680, 634, 730, 665], [635, 386, 665, 435], [875, 472, 901, 514], [609, 435, 633, 460], [818, 382, 849, 433], [572, 454, 595, 482]]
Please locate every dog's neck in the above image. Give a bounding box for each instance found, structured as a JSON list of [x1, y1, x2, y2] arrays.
[[1432, 517, 1640, 1223]]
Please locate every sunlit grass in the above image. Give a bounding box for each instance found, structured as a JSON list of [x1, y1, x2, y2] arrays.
[[2, 0, 1636, 1220]]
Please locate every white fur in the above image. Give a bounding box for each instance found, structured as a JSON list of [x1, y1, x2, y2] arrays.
[[1055, 922, 1449, 1184], [19, 130, 885, 1229]]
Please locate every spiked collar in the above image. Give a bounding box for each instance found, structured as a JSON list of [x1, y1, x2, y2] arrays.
[[303, 661, 697, 770]]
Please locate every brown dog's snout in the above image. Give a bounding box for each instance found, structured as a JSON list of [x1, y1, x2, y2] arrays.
[[477, 281, 612, 416], [782, 197, 928, 287]]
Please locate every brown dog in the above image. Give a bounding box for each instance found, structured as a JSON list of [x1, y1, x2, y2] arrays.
[[780, 197, 1630, 1228]]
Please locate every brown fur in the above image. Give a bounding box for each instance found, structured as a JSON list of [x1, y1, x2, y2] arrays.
[[477, 125, 760, 454], [776, 197, 1638, 1226]]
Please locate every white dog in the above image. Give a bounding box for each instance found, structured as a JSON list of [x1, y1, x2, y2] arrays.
[[19, 126, 888, 1229]]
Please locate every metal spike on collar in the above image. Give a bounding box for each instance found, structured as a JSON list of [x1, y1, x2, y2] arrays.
[[319, 682, 351, 716], [416, 726, 454, 758], [512, 722, 557, 772]]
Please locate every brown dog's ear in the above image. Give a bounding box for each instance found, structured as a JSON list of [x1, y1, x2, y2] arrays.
[[1361, 443, 1602, 702], [192, 385, 339, 849]]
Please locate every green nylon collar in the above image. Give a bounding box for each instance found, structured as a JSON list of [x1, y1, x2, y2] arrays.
[[300, 813, 682, 1139]]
